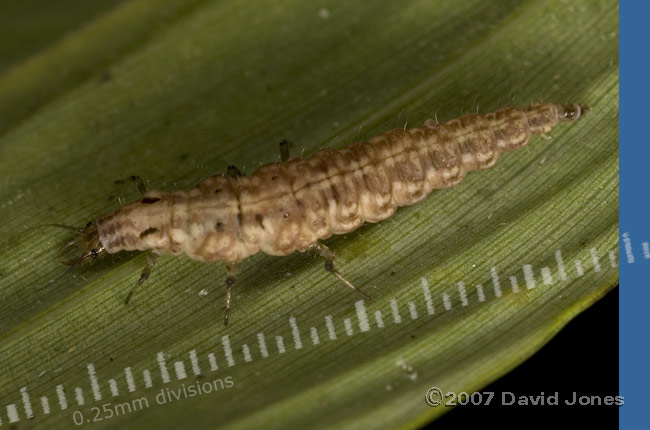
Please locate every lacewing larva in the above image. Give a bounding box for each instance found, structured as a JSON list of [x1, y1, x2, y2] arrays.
[[56, 102, 589, 325]]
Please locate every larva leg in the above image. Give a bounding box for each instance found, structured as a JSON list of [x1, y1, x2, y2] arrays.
[[308, 242, 372, 301], [223, 263, 237, 326], [226, 165, 244, 178], [114, 175, 147, 195], [124, 250, 158, 305], [279, 139, 291, 162]]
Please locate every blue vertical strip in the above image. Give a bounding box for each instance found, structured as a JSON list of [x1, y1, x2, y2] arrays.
[[620, 2, 647, 429]]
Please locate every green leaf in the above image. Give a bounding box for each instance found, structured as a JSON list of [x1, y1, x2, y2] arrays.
[[0, 0, 618, 429]]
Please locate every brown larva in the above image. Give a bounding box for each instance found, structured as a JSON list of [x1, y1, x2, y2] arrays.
[[56, 103, 588, 325]]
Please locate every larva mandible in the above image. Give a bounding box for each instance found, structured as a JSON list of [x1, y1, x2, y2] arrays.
[[58, 102, 588, 325]]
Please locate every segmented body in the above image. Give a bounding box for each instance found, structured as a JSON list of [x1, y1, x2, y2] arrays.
[[96, 103, 587, 264]]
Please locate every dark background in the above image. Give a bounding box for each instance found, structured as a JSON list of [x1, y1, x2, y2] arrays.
[[428, 287, 619, 427]]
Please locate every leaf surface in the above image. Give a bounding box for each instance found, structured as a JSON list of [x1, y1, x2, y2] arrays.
[[0, 1, 618, 428]]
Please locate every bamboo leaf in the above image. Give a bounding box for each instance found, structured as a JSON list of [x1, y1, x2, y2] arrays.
[[0, 0, 618, 429]]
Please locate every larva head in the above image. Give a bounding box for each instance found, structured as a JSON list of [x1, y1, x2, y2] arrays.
[[59, 221, 108, 266], [557, 104, 590, 122], [94, 194, 176, 255]]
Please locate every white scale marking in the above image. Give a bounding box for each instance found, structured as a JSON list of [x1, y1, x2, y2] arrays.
[[442, 293, 452, 310], [310, 327, 320, 345], [609, 250, 618, 267], [523, 265, 536, 289], [124, 367, 136, 392], [390, 298, 402, 323], [622, 232, 634, 263], [40, 396, 50, 415], [289, 316, 303, 349], [375, 310, 385, 328], [476, 285, 485, 302], [74, 387, 84, 406], [457, 282, 468, 306], [157, 352, 170, 383], [189, 350, 201, 375], [143, 370, 152, 388], [87, 363, 102, 401], [408, 302, 418, 319], [242, 344, 252, 362], [257, 333, 269, 358], [541, 267, 553, 285], [276, 336, 286, 353], [325, 315, 337, 340], [222, 335, 235, 367], [420, 278, 435, 314], [344, 318, 354, 336], [6, 404, 18, 423], [510, 276, 519, 293], [174, 361, 187, 380], [491, 267, 502, 297], [56, 385, 67, 410], [208, 353, 218, 371], [590, 248, 601, 272], [575, 260, 584, 276], [555, 250, 568, 281], [643, 242, 650, 260], [20, 386, 33, 419], [109, 379, 119, 397], [355, 300, 370, 332]]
